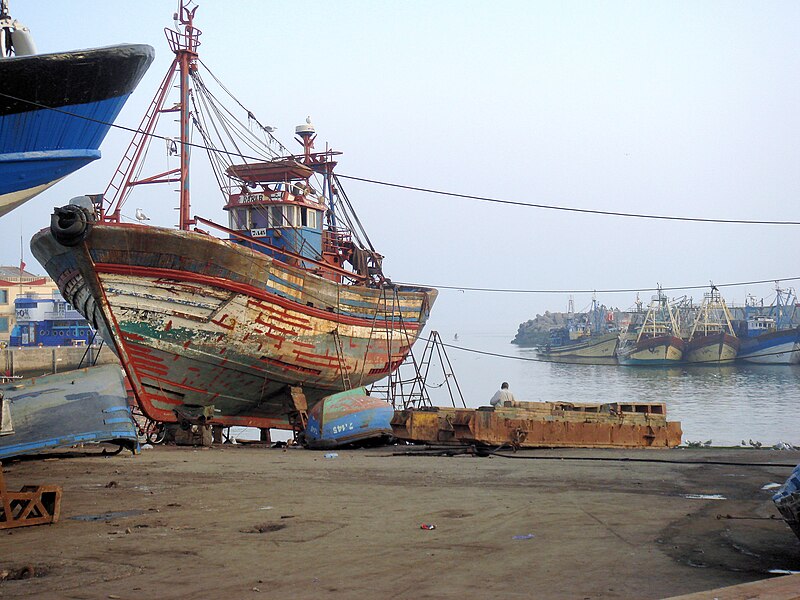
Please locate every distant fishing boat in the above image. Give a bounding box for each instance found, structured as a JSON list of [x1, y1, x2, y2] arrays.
[[304, 387, 394, 449], [617, 289, 684, 366], [0, 1, 153, 216], [684, 286, 739, 364], [32, 1, 436, 434], [0, 364, 138, 460], [737, 286, 800, 364], [536, 297, 618, 364]]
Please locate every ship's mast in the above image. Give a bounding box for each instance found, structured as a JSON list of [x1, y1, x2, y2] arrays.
[[101, 0, 200, 230], [172, 1, 199, 231]]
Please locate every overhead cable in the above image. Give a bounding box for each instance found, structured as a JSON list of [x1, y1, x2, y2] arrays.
[[3, 89, 800, 227], [392, 276, 800, 295], [337, 174, 800, 226]]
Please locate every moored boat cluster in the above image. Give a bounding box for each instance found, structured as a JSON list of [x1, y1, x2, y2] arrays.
[[534, 286, 800, 366]]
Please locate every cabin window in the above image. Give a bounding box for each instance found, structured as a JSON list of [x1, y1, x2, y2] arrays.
[[230, 208, 249, 230], [287, 205, 301, 227], [302, 208, 318, 229], [0, 317, 7, 332], [0, 290, 7, 305], [267, 205, 282, 227], [250, 210, 268, 230]]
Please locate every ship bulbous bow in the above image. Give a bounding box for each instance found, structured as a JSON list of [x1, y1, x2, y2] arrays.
[[50, 203, 94, 247]]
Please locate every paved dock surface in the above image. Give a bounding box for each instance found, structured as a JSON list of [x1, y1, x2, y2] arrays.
[[1, 445, 799, 599]]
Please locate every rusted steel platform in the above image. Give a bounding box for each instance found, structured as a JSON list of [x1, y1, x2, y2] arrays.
[[391, 401, 682, 449], [663, 572, 800, 599], [0, 463, 62, 529]]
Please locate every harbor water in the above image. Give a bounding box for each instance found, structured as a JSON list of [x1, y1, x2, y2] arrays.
[[427, 331, 800, 448]]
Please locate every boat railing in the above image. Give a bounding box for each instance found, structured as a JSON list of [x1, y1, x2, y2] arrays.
[[323, 228, 353, 254]]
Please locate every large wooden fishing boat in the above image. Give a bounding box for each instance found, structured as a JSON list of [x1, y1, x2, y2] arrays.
[[0, 1, 153, 216], [31, 2, 436, 430], [536, 298, 618, 364], [617, 289, 684, 366], [684, 286, 739, 364]]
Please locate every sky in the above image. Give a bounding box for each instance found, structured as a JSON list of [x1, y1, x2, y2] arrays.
[[4, 0, 800, 338]]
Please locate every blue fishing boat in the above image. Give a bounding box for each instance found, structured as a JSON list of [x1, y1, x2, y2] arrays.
[[0, 1, 153, 216], [737, 286, 800, 364], [0, 364, 137, 459], [304, 387, 394, 449]]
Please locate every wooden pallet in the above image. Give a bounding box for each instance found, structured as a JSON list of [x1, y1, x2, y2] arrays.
[[0, 462, 62, 529]]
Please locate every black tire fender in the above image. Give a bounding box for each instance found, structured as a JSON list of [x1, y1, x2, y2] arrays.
[[50, 205, 93, 247]]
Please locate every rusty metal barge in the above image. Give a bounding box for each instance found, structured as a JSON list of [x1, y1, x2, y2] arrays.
[[30, 1, 436, 432], [392, 400, 682, 449]]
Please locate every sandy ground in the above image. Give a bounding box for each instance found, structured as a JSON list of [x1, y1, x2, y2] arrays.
[[1, 444, 799, 600]]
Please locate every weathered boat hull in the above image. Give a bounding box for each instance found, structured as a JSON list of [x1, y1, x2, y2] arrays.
[[737, 328, 800, 364], [617, 335, 684, 366], [684, 333, 739, 364], [0, 45, 154, 216], [304, 387, 394, 449], [0, 365, 138, 460], [31, 223, 437, 429], [536, 332, 619, 364]]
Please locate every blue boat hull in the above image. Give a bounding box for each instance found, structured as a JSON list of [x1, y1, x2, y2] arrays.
[[0, 365, 138, 460], [0, 44, 154, 216], [305, 387, 394, 449], [737, 328, 800, 364]]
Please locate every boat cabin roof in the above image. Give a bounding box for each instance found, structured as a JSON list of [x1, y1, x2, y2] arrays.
[[227, 159, 314, 184]]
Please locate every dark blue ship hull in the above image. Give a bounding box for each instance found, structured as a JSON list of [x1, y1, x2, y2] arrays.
[[0, 44, 154, 216]]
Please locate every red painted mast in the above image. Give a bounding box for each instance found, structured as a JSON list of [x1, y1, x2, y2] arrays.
[[101, 1, 200, 230], [172, 1, 199, 231]]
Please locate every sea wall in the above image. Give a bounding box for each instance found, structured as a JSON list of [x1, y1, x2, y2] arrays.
[[0, 345, 119, 377]]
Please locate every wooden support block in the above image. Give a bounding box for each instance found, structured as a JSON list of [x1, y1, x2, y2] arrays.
[[0, 463, 62, 530]]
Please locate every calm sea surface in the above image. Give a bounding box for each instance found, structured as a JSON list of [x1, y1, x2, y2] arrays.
[[424, 331, 800, 448]]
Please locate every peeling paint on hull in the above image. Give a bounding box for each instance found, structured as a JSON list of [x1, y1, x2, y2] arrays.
[[31, 224, 437, 428]]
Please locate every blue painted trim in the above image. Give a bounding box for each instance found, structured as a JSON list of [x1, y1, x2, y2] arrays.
[[0, 428, 138, 460], [103, 417, 133, 425]]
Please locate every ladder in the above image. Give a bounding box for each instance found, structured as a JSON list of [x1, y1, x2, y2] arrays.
[[331, 329, 352, 390]]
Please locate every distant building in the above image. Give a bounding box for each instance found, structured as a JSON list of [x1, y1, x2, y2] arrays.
[[0, 266, 58, 346], [10, 292, 98, 347]]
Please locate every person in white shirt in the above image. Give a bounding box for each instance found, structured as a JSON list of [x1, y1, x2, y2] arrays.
[[489, 381, 516, 407]]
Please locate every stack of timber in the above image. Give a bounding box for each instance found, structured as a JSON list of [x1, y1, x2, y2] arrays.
[[391, 400, 682, 449]]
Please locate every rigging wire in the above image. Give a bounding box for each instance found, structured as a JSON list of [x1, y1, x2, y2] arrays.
[[337, 174, 800, 226], [391, 276, 800, 295], [198, 58, 291, 156], [1, 89, 800, 228]]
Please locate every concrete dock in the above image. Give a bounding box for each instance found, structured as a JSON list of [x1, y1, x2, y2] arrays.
[[0, 445, 799, 599]]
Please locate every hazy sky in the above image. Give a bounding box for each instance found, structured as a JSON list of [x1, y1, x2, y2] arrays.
[[5, 0, 800, 337]]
